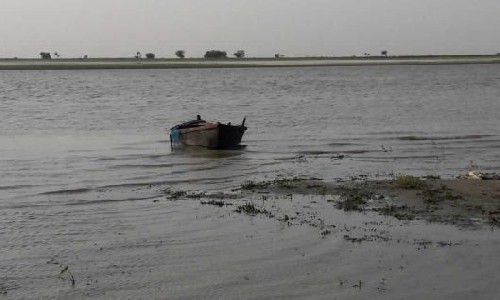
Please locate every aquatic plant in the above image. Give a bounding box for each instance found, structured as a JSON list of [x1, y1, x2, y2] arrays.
[[241, 180, 270, 190], [241, 176, 307, 190], [200, 200, 226, 207], [320, 229, 331, 238], [235, 203, 268, 216], [58, 265, 75, 286], [165, 189, 187, 200], [395, 175, 426, 189], [335, 187, 372, 212]]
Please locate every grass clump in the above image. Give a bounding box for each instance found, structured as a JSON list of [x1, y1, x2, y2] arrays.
[[200, 200, 226, 207], [58, 265, 75, 286], [395, 175, 426, 189], [373, 205, 416, 221], [235, 203, 268, 216], [241, 180, 270, 190], [241, 176, 308, 191], [165, 190, 187, 200], [274, 177, 304, 188], [335, 187, 372, 212]]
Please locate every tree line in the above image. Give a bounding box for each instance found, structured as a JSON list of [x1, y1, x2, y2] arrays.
[[38, 50, 392, 60], [38, 49, 246, 60]]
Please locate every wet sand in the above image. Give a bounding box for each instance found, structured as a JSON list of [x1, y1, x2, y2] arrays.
[[2, 176, 499, 299], [1, 56, 500, 70]]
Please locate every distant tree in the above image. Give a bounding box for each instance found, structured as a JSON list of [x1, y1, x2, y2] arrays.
[[274, 53, 284, 59], [135, 51, 142, 59], [204, 50, 227, 59], [39, 52, 51, 59], [145, 53, 155, 59], [175, 50, 185, 58], [381, 50, 388, 57], [234, 50, 245, 58], [53, 52, 60, 58], [83, 55, 88, 59]]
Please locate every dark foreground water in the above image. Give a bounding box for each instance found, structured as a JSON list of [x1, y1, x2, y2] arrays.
[[1, 65, 499, 299]]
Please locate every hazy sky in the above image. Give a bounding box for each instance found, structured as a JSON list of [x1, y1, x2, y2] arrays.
[[1, 0, 499, 58]]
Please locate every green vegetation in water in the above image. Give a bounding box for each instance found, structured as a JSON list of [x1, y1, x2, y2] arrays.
[[200, 200, 230, 207], [320, 229, 331, 238], [58, 265, 75, 287], [186, 191, 228, 199], [235, 203, 270, 216], [372, 205, 417, 221], [241, 180, 270, 190], [419, 186, 463, 204], [395, 175, 426, 189], [489, 215, 500, 226], [165, 189, 239, 200], [240, 176, 307, 190], [398, 136, 426, 141], [165, 189, 187, 200], [335, 187, 372, 212]]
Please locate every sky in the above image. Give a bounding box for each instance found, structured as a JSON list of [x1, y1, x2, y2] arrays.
[[1, 0, 499, 58]]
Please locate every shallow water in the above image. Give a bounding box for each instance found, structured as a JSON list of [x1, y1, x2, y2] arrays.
[[1, 65, 499, 298], [1, 65, 500, 204]]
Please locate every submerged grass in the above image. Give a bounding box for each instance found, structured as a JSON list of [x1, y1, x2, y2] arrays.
[[235, 203, 270, 216], [165, 188, 240, 200], [58, 265, 75, 287], [335, 187, 373, 212], [241, 180, 270, 190], [200, 200, 231, 207], [241, 176, 308, 190], [165, 190, 187, 200], [395, 175, 426, 190]]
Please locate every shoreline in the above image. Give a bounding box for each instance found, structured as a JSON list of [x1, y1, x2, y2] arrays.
[[4, 174, 499, 297], [1, 56, 500, 70], [168, 175, 500, 229]]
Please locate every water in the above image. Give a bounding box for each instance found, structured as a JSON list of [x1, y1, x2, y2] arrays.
[[1, 65, 499, 298], [1, 65, 499, 204]]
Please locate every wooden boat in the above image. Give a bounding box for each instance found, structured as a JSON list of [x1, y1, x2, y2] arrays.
[[170, 115, 247, 149]]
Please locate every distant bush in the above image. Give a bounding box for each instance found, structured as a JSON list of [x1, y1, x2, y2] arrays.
[[234, 50, 245, 58], [175, 50, 185, 58], [381, 50, 388, 57], [39, 52, 51, 59], [204, 50, 227, 59], [145, 53, 155, 59], [274, 53, 285, 59]]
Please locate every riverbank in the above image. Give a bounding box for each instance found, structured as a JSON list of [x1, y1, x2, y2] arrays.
[[1, 55, 500, 70], [160, 174, 500, 230], [4, 175, 499, 298]]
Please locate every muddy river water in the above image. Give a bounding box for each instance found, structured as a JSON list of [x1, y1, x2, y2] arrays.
[[1, 65, 499, 298]]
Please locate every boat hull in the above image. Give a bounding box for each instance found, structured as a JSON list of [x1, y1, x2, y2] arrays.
[[170, 122, 245, 149]]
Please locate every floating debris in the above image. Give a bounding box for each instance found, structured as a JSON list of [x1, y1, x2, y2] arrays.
[[58, 265, 75, 287]]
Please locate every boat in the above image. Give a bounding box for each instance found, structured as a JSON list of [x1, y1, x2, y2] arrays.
[[170, 115, 247, 149]]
